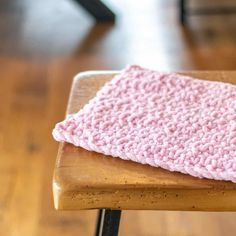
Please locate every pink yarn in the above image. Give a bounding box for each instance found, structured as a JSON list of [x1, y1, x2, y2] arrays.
[[53, 65, 236, 183]]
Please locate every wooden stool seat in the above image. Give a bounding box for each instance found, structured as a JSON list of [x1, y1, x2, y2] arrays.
[[53, 71, 236, 212]]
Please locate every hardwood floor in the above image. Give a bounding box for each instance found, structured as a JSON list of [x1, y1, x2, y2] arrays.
[[0, 0, 236, 235]]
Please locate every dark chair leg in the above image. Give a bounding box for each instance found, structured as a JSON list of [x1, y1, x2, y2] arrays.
[[73, 0, 116, 22], [178, 0, 236, 24], [179, 0, 187, 25], [95, 209, 121, 236]]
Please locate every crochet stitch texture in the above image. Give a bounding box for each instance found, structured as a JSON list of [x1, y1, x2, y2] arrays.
[[53, 65, 236, 183]]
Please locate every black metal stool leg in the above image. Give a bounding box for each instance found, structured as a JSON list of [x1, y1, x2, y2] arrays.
[[95, 209, 121, 236], [73, 0, 116, 22], [179, 0, 187, 25]]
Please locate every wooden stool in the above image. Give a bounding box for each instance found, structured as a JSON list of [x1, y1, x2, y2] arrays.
[[53, 71, 236, 236]]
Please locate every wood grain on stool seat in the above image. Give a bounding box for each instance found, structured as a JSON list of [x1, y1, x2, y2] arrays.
[[53, 71, 236, 211]]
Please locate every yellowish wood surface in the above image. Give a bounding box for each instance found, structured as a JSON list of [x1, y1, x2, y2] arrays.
[[53, 71, 236, 211]]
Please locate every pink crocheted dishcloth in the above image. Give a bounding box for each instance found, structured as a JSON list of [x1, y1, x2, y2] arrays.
[[53, 65, 236, 183]]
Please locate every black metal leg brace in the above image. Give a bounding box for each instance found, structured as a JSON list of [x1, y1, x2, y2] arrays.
[[95, 209, 121, 236], [73, 0, 115, 22]]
